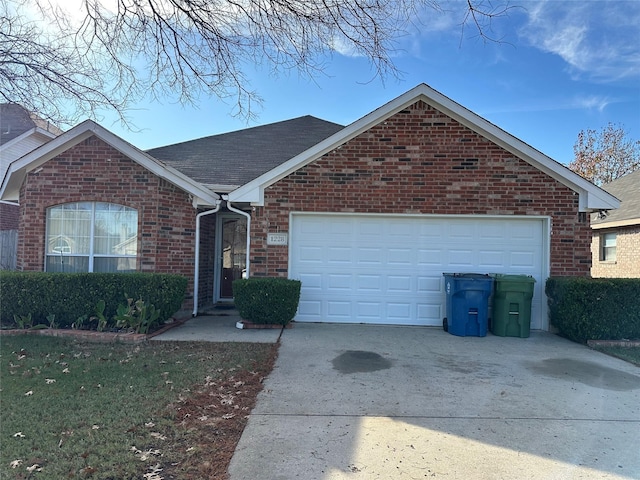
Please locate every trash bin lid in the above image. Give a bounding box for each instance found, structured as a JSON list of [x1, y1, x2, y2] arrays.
[[492, 274, 536, 283]]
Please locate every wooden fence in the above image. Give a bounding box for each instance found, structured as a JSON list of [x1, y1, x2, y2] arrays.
[[0, 230, 18, 270]]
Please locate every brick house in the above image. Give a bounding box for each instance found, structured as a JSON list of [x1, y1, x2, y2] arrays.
[[0, 84, 619, 330], [591, 169, 640, 278]]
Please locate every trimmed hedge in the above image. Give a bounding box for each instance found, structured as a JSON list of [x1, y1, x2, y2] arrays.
[[233, 278, 301, 325], [546, 277, 640, 343], [0, 271, 187, 329]]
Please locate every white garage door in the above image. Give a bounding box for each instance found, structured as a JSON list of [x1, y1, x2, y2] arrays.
[[289, 214, 547, 329]]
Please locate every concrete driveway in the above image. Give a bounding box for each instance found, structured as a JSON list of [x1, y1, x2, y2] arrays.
[[228, 323, 640, 480]]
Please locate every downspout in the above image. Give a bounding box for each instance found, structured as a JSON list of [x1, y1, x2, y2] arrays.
[[193, 200, 222, 317], [223, 195, 251, 279]]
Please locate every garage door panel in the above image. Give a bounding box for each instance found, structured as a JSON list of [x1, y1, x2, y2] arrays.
[[297, 299, 321, 317], [356, 274, 383, 292], [290, 214, 545, 328], [358, 248, 383, 265], [417, 249, 444, 266], [387, 275, 412, 292], [388, 248, 412, 265], [417, 276, 441, 293], [448, 249, 475, 267], [327, 273, 351, 291], [510, 251, 537, 268], [478, 250, 505, 268], [298, 273, 322, 289]]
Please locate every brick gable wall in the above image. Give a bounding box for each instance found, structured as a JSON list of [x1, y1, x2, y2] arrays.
[[17, 135, 197, 307], [251, 101, 591, 277]]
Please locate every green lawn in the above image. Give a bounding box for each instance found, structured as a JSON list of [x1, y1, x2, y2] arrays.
[[591, 345, 640, 366], [0, 335, 275, 479]]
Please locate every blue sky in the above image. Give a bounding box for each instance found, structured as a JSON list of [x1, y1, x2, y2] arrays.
[[98, 0, 640, 166]]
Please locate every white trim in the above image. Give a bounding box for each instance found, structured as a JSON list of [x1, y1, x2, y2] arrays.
[[0, 127, 57, 152], [287, 211, 551, 330], [230, 84, 619, 212], [592, 218, 640, 230], [0, 120, 219, 206]]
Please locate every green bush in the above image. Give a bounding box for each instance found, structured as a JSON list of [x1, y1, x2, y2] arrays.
[[0, 272, 187, 329], [546, 277, 640, 343], [233, 278, 301, 325]]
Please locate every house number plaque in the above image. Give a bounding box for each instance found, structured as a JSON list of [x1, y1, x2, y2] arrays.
[[267, 232, 288, 246]]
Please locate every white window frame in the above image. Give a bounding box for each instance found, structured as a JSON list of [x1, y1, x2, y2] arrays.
[[600, 232, 617, 262], [45, 202, 138, 273]]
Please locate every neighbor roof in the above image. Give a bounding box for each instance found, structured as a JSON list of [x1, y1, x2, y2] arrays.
[[0, 104, 64, 145], [591, 169, 640, 229], [147, 116, 344, 191]]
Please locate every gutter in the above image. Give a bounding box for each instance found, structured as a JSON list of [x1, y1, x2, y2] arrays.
[[193, 200, 222, 316]]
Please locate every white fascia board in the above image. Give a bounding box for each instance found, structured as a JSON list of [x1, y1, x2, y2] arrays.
[[0, 120, 219, 206], [229, 83, 620, 211], [0, 127, 56, 153], [591, 217, 640, 230]]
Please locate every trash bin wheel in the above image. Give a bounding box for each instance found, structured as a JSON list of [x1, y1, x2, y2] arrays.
[[443, 317, 448, 332]]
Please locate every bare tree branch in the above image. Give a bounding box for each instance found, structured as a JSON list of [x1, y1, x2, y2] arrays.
[[0, 0, 514, 128]]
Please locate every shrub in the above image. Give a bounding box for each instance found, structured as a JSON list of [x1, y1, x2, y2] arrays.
[[233, 278, 301, 325], [546, 277, 640, 343], [0, 272, 187, 329]]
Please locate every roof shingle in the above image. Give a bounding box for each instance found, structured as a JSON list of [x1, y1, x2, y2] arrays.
[[146, 115, 344, 189]]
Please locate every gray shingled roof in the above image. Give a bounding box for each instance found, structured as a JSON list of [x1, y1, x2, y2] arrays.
[[0, 104, 64, 145], [146, 115, 344, 189], [592, 169, 640, 226]]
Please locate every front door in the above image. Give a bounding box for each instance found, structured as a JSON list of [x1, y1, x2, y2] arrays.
[[216, 214, 247, 301]]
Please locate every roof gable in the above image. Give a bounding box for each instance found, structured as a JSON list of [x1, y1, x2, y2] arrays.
[[228, 84, 620, 212], [0, 120, 219, 206], [146, 116, 344, 191]]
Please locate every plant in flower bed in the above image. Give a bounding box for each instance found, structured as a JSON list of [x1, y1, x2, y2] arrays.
[[233, 278, 301, 326], [0, 335, 278, 479]]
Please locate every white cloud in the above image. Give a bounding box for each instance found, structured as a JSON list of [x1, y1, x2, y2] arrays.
[[519, 0, 640, 82]]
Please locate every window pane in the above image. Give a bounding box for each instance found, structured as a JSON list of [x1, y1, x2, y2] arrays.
[[601, 233, 617, 261], [93, 257, 136, 273], [46, 203, 91, 254], [46, 255, 89, 273], [94, 203, 137, 255]]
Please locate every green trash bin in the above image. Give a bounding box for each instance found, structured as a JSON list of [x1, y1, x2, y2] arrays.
[[491, 274, 536, 338]]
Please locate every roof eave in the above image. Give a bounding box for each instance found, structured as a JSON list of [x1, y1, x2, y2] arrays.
[[592, 217, 640, 230]]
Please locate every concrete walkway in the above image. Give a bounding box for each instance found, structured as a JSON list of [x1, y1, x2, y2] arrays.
[[154, 316, 640, 479]]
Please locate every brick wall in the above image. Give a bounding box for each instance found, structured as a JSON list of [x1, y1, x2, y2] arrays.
[[0, 203, 19, 230], [251, 101, 591, 277], [17, 135, 197, 308], [591, 226, 640, 278]]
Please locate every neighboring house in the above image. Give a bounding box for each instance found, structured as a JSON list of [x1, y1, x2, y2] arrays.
[[0, 104, 63, 269], [0, 84, 619, 330], [591, 169, 640, 278]]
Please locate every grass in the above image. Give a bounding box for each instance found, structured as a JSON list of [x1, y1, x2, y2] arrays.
[[0, 334, 275, 479], [591, 345, 640, 366]]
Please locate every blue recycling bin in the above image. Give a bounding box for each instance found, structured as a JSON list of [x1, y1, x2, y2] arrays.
[[442, 273, 494, 337]]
